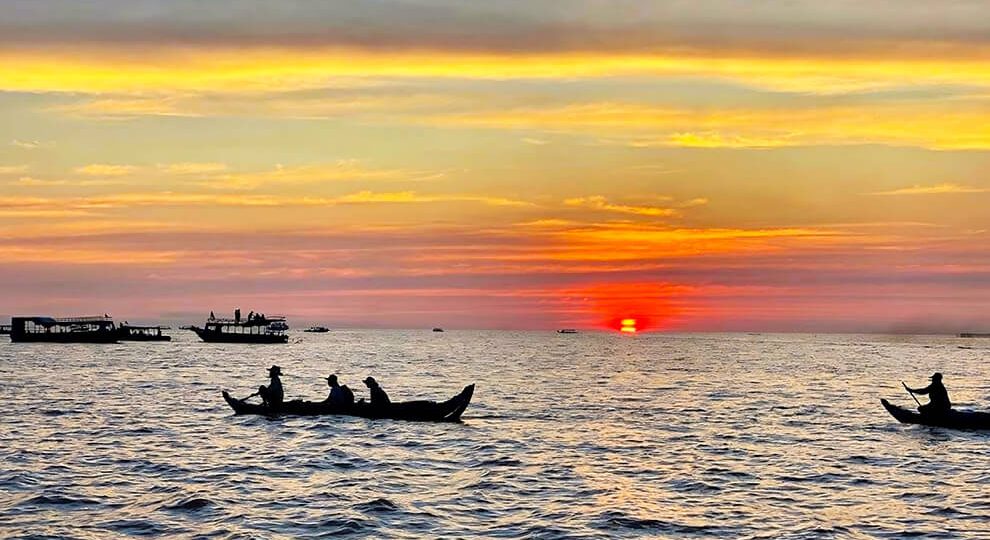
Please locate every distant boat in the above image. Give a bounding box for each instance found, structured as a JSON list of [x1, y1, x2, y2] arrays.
[[959, 333, 990, 338], [117, 324, 171, 342], [179, 325, 194, 330], [10, 315, 118, 343], [189, 310, 288, 344], [557, 329, 578, 334], [433, 327, 444, 332], [304, 326, 330, 333]]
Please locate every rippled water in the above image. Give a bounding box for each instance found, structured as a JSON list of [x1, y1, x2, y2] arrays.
[[2, 331, 990, 538]]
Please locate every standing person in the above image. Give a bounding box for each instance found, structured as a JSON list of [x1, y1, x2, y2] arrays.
[[259, 365, 284, 410], [324, 374, 355, 407], [906, 372, 952, 415], [363, 377, 390, 407]]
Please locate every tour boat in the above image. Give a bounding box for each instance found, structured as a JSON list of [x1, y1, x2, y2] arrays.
[[189, 310, 289, 344], [10, 315, 118, 343]]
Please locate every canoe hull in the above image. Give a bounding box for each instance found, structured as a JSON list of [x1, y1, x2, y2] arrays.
[[881, 399, 990, 430], [222, 384, 474, 422]]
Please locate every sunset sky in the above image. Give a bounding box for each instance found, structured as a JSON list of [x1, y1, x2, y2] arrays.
[[2, 1, 989, 331]]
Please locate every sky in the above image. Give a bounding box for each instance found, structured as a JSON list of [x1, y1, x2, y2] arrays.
[[1, 0, 989, 332]]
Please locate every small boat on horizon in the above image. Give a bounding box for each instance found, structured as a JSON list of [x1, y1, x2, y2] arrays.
[[958, 332, 990, 338], [432, 327, 444, 332], [9, 315, 118, 343], [189, 309, 289, 344], [557, 328, 578, 334], [304, 326, 330, 333]]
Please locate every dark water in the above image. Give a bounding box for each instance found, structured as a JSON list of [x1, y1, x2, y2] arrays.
[[2, 331, 990, 539]]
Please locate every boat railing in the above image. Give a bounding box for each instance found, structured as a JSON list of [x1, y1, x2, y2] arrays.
[[210, 315, 286, 324], [53, 315, 114, 324]]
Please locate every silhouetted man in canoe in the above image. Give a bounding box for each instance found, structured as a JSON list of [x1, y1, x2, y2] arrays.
[[906, 372, 951, 416], [363, 376, 390, 408], [259, 365, 284, 410], [324, 374, 355, 407]]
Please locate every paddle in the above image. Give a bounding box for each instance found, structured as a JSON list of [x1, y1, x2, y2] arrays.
[[902, 381, 922, 407]]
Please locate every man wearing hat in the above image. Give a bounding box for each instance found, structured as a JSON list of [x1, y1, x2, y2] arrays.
[[258, 365, 285, 410], [906, 372, 952, 416], [363, 376, 391, 408], [324, 374, 355, 408]]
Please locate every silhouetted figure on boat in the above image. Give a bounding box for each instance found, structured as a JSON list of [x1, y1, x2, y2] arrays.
[[324, 374, 355, 407], [906, 372, 951, 416], [235, 308, 241, 324], [258, 365, 284, 410], [363, 376, 390, 407]]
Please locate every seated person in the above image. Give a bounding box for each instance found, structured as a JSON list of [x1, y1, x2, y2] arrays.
[[906, 372, 952, 416], [259, 365, 284, 409], [324, 374, 355, 407], [363, 376, 391, 407]]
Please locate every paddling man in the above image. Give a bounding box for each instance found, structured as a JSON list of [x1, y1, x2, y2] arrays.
[[258, 365, 284, 410], [363, 376, 390, 407], [325, 374, 355, 407], [906, 372, 951, 416]]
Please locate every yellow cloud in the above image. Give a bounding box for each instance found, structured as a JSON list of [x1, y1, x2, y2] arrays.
[[0, 190, 534, 210], [202, 162, 443, 190], [157, 162, 228, 174], [563, 195, 679, 217], [6, 46, 990, 96], [870, 183, 990, 196], [74, 164, 139, 176], [336, 190, 534, 207], [429, 102, 990, 150]]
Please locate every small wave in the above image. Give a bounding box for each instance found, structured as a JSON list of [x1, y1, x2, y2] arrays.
[[0, 472, 41, 490], [19, 494, 101, 507], [312, 517, 374, 534], [926, 506, 967, 517], [100, 518, 173, 536], [593, 510, 720, 534], [354, 498, 399, 513], [476, 457, 523, 467], [161, 497, 214, 512]]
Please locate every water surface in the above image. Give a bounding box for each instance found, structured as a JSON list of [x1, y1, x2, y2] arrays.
[[2, 331, 989, 538]]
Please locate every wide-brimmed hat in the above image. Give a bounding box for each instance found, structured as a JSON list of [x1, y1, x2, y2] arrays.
[[268, 365, 282, 376], [363, 376, 377, 386], [931, 372, 943, 381]]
